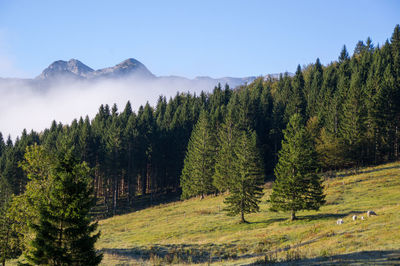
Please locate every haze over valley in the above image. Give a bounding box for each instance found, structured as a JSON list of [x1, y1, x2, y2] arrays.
[[0, 58, 263, 139]]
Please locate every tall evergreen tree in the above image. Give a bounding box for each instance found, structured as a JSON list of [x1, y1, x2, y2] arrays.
[[180, 110, 217, 199], [269, 114, 325, 221], [223, 131, 265, 223], [285, 65, 306, 121], [340, 67, 368, 165], [309, 58, 324, 118], [391, 25, 400, 84], [319, 64, 338, 134], [26, 148, 102, 265], [213, 116, 240, 193], [390, 25, 400, 159]]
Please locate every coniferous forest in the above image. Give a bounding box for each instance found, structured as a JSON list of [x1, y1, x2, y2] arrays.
[[0, 25, 400, 264]]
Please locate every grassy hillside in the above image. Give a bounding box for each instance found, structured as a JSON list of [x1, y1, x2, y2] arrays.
[[97, 162, 400, 265]]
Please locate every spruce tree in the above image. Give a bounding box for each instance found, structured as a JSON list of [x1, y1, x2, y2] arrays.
[[269, 114, 325, 221], [26, 148, 102, 265], [180, 110, 217, 199], [391, 25, 400, 84], [213, 116, 240, 193], [320, 65, 338, 136], [285, 65, 306, 121], [223, 130, 264, 223], [309, 58, 324, 118], [339, 67, 368, 166], [373, 64, 398, 160], [391, 25, 400, 159]]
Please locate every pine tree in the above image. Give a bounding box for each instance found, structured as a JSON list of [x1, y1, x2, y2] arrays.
[[223, 130, 264, 223], [390, 25, 400, 159], [213, 116, 240, 193], [285, 65, 306, 121], [26, 148, 102, 265], [269, 114, 325, 221], [309, 58, 324, 118], [0, 133, 4, 159], [391, 25, 400, 84], [319, 64, 338, 134], [340, 67, 368, 166], [180, 110, 217, 199], [373, 64, 398, 160]]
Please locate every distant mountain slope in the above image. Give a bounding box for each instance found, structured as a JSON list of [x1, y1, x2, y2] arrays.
[[37, 59, 94, 79], [90, 58, 155, 79], [2, 58, 263, 90]]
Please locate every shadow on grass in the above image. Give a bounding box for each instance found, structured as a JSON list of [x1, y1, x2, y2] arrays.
[[250, 218, 286, 225], [251, 249, 400, 265], [299, 211, 365, 221], [252, 211, 365, 225], [101, 243, 247, 264], [335, 164, 400, 178]]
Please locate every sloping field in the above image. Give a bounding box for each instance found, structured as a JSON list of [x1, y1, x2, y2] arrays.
[[98, 162, 400, 265]]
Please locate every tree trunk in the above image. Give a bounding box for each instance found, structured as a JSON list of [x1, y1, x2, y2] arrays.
[[290, 210, 297, 221], [113, 175, 117, 216], [240, 211, 246, 223], [146, 161, 151, 194], [395, 126, 398, 160]]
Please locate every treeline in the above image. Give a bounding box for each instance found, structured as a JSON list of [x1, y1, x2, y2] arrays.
[[0, 81, 275, 217], [1, 25, 400, 218]]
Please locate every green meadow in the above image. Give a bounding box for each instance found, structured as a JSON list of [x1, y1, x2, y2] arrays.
[[97, 162, 400, 265]]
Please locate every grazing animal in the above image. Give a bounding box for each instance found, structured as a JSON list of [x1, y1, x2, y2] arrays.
[[361, 216, 365, 220], [367, 210, 377, 217], [352, 215, 357, 221], [337, 219, 344, 225]]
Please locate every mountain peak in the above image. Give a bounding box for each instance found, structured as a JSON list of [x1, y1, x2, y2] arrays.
[[93, 58, 154, 78], [37, 58, 155, 80], [66, 59, 94, 76], [113, 58, 145, 71], [37, 59, 93, 79], [119, 58, 141, 65]]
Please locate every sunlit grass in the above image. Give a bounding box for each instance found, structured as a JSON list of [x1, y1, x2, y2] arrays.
[[95, 162, 400, 264]]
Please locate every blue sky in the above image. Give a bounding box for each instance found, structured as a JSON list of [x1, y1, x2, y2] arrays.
[[0, 0, 399, 78]]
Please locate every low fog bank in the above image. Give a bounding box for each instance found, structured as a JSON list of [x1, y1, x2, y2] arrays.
[[0, 76, 232, 140]]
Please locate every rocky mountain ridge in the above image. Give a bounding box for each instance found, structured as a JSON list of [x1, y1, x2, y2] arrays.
[[1, 58, 291, 91]]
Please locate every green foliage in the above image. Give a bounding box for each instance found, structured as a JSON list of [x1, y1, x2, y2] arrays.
[[3, 144, 55, 258], [315, 128, 347, 170], [223, 131, 265, 223], [339, 68, 368, 165], [180, 111, 217, 199], [285, 65, 306, 121], [0, 177, 22, 265], [26, 148, 102, 265], [213, 116, 240, 192], [270, 114, 325, 220]]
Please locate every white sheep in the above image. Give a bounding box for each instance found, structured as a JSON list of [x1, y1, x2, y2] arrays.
[[360, 216, 365, 220], [352, 215, 357, 221], [337, 218, 344, 225], [367, 210, 377, 217]]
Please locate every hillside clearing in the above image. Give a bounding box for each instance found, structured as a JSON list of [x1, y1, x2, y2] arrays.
[[97, 162, 400, 265]]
